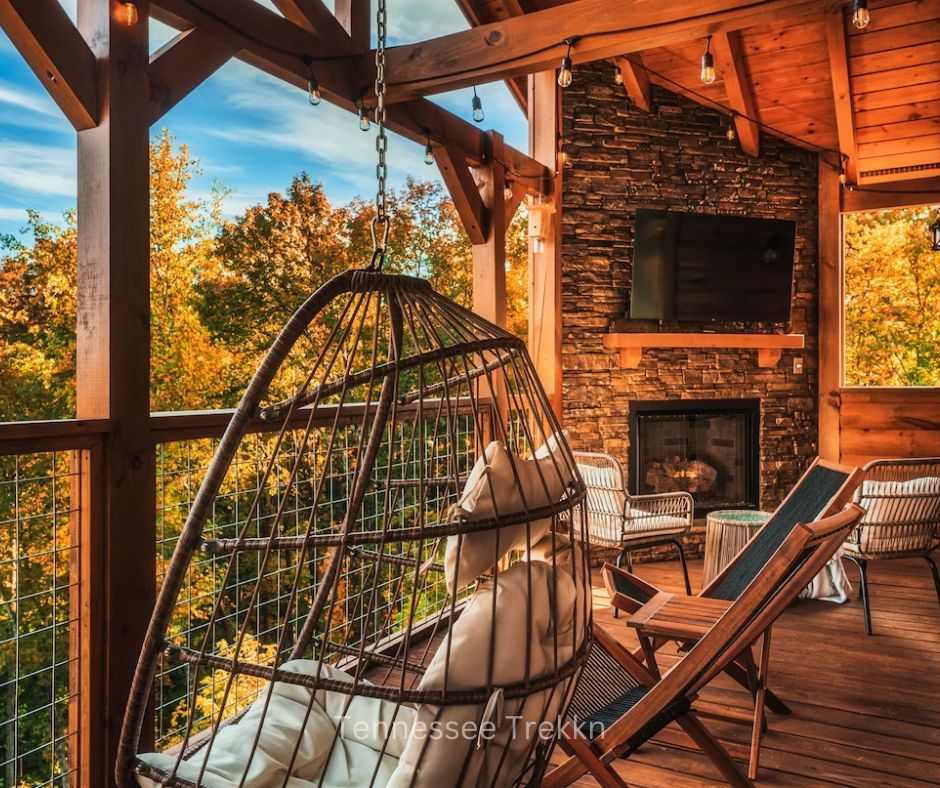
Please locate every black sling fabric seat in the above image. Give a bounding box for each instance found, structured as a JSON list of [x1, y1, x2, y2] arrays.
[[711, 464, 851, 601]]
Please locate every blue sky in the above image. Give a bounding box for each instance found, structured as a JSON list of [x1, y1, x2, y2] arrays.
[[0, 0, 527, 237]]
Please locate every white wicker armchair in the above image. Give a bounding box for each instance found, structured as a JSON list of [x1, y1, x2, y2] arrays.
[[843, 457, 940, 635], [573, 451, 693, 600]]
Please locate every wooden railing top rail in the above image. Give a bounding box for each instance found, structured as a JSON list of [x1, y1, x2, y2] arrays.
[[0, 397, 487, 454]]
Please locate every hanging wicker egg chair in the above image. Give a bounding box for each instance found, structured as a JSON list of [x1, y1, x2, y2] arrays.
[[117, 269, 590, 788]]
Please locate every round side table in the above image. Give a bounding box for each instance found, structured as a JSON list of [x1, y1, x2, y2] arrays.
[[702, 509, 771, 587]]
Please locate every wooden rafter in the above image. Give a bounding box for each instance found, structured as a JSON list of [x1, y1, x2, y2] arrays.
[[149, 28, 236, 125], [0, 0, 97, 130], [149, 0, 549, 194], [334, 0, 370, 53], [713, 30, 760, 156], [378, 0, 822, 103], [270, 0, 351, 51], [616, 54, 650, 112], [825, 6, 858, 184], [435, 144, 488, 244]]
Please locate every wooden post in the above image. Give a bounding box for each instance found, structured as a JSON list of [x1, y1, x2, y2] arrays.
[[76, 1, 155, 784], [528, 71, 563, 419], [818, 156, 842, 461], [471, 131, 507, 329]]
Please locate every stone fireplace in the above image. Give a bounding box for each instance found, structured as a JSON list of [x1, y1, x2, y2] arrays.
[[629, 399, 760, 515]]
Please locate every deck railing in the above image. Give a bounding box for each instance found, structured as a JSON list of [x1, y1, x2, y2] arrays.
[[0, 403, 479, 782]]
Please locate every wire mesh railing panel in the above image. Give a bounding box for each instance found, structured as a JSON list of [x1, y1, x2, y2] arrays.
[[153, 410, 477, 752], [0, 451, 80, 788]]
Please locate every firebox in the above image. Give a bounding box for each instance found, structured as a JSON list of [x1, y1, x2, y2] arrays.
[[629, 399, 760, 515]]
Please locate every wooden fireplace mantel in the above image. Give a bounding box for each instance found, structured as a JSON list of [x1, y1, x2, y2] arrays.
[[603, 332, 806, 369]]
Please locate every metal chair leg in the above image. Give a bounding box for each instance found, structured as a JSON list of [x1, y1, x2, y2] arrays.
[[925, 554, 940, 611], [671, 538, 692, 595], [845, 555, 872, 635]]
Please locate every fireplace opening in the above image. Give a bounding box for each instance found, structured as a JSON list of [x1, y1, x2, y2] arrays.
[[629, 399, 760, 515]]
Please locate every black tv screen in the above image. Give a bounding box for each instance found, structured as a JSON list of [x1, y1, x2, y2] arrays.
[[629, 209, 796, 323]]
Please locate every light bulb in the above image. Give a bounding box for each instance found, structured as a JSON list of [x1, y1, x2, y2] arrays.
[[726, 121, 737, 141], [614, 67, 624, 86], [503, 180, 514, 201], [700, 36, 716, 85], [120, 1, 139, 25], [839, 169, 848, 186], [424, 142, 434, 166], [557, 56, 573, 88], [701, 54, 716, 84], [358, 105, 370, 131], [852, 0, 870, 29], [307, 77, 321, 106], [471, 91, 484, 123]]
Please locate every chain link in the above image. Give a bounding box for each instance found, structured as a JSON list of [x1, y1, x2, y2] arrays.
[[370, 0, 390, 270]]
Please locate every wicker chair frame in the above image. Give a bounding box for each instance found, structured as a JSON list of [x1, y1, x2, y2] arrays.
[[117, 270, 591, 788], [843, 457, 940, 635], [572, 451, 693, 597]]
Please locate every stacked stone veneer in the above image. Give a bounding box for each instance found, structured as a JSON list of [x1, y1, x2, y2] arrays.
[[560, 65, 820, 562]]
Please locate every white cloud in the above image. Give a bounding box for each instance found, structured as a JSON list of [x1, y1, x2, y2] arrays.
[[0, 81, 59, 117], [0, 140, 75, 197], [0, 206, 61, 224]]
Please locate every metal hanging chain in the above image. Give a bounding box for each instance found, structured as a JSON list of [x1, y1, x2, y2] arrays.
[[369, 0, 390, 271]]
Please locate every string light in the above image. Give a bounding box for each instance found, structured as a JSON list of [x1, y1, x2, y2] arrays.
[[119, 1, 139, 25], [423, 133, 434, 165], [614, 64, 624, 86], [307, 75, 321, 106], [358, 102, 371, 131], [700, 36, 716, 85], [558, 137, 569, 167], [557, 38, 575, 88], [504, 179, 514, 202], [852, 0, 871, 30], [726, 114, 737, 141], [839, 157, 848, 185], [471, 87, 485, 123]]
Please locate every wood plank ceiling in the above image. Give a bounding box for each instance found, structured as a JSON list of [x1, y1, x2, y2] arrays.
[[455, 0, 940, 185]]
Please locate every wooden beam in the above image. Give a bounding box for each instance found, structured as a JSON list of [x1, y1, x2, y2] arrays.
[[149, 27, 236, 125], [436, 144, 488, 244], [0, 0, 98, 130], [818, 157, 842, 461], [270, 0, 351, 49], [76, 1, 155, 784], [825, 6, 859, 184], [616, 54, 651, 112], [472, 132, 508, 329], [528, 71, 563, 419], [149, 0, 549, 193], [379, 0, 823, 103], [713, 30, 760, 156], [334, 0, 370, 53], [842, 176, 940, 212]]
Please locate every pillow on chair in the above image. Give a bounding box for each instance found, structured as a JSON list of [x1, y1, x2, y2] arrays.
[[854, 477, 940, 554], [444, 439, 572, 591]]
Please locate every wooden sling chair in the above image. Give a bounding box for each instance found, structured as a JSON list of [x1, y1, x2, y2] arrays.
[[545, 502, 865, 788], [603, 459, 861, 728]]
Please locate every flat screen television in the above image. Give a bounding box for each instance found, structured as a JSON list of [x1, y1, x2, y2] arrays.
[[629, 209, 796, 323]]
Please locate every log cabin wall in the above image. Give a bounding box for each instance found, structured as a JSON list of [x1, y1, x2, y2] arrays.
[[560, 64, 820, 555]]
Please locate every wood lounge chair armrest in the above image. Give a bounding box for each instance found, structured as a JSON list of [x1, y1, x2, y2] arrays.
[[628, 594, 733, 641], [602, 562, 662, 615]]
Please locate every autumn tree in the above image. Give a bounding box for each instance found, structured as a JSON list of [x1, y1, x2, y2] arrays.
[[844, 205, 940, 386]]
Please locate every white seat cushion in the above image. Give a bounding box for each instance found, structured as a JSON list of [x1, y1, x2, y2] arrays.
[[623, 507, 688, 537], [136, 661, 414, 788]]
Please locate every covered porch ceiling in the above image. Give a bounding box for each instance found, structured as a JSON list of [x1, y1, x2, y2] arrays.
[[450, 0, 940, 185]]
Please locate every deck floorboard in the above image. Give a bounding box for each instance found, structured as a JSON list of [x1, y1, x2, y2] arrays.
[[575, 556, 940, 786]]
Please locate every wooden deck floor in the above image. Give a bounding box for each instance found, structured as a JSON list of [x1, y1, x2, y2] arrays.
[[576, 556, 940, 787]]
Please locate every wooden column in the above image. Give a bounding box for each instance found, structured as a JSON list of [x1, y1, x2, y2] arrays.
[[818, 156, 842, 461], [76, 1, 155, 784], [527, 71, 563, 418], [471, 131, 508, 328]]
